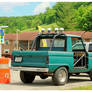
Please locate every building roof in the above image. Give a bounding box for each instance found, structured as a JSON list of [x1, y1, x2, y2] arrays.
[[5, 33, 16, 40], [5, 32, 38, 41], [82, 32, 92, 39], [18, 32, 38, 40], [4, 31, 92, 41], [64, 31, 85, 36]]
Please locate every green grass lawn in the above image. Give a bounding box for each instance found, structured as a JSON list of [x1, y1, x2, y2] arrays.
[[67, 85, 92, 90], [21, 23, 59, 33]]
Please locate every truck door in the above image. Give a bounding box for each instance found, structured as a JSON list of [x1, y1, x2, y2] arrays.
[[72, 37, 88, 69]]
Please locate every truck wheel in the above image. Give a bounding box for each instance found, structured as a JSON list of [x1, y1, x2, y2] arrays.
[[52, 67, 68, 85], [40, 75, 48, 79], [75, 73, 80, 75], [89, 71, 92, 80], [68, 73, 71, 79], [20, 71, 35, 83]]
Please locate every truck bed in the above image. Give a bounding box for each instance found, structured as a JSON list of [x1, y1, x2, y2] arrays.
[[12, 50, 74, 73], [12, 51, 48, 67]]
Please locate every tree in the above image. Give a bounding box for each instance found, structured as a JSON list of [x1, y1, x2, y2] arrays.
[[0, 2, 92, 33], [74, 4, 92, 31], [73, 2, 92, 9], [44, 8, 56, 24], [53, 2, 75, 31]]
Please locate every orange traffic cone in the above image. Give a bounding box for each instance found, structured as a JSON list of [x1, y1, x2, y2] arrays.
[[0, 57, 10, 83]]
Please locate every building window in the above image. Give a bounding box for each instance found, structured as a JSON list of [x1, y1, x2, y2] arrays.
[[5, 40, 9, 45]]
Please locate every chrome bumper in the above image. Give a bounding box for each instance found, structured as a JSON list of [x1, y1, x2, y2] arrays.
[[11, 67, 49, 72]]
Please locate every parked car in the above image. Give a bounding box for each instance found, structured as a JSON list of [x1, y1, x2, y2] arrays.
[[11, 32, 92, 86]]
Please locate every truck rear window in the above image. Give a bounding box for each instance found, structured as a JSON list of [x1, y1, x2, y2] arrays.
[[40, 38, 65, 48]]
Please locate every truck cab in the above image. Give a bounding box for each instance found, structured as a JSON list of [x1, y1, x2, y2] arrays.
[[11, 32, 92, 85]]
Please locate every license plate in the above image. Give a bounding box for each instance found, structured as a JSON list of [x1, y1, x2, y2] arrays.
[[15, 57, 22, 62]]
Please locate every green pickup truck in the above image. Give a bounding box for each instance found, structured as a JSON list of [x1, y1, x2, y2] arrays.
[[11, 32, 92, 85]]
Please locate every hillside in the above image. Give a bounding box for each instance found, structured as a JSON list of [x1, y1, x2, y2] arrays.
[[0, 2, 92, 33], [21, 23, 59, 32]]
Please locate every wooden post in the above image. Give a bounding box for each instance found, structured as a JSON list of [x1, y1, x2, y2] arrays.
[[16, 29, 19, 50]]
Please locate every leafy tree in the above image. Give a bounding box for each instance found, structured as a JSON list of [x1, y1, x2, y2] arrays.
[[53, 2, 75, 31], [74, 4, 92, 31], [45, 8, 56, 24], [73, 2, 92, 9], [0, 2, 92, 33]]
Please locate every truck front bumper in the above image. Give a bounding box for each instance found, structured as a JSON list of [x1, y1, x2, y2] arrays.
[[11, 67, 49, 72]]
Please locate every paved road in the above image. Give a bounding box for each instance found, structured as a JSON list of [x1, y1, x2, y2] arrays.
[[0, 70, 92, 90]]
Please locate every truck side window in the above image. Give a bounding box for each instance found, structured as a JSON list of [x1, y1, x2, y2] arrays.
[[72, 37, 85, 51]]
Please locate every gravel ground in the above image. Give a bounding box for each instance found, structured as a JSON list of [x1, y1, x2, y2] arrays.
[[0, 70, 92, 90]]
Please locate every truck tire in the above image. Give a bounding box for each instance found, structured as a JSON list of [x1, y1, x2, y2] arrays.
[[75, 73, 80, 75], [68, 73, 71, 79], [89, 70, 92, 80], [20, 71, 35, 83], [40, 75, 48, 79], [52, 67, 68, 86]]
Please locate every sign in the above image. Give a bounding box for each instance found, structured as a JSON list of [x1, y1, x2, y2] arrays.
[[0, 29, 4, 44], [38, 26, 47, 47]]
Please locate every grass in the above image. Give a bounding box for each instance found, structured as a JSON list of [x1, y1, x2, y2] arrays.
[[67, 85, 92, 90], [21, 23, 59, 33], [40, 23, 59, 30]]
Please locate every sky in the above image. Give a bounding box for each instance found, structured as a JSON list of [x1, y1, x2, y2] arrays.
[[0, 2, 56, 17]]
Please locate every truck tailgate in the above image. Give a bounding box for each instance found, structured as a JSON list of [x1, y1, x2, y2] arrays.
[[12, 51, 48, 67]]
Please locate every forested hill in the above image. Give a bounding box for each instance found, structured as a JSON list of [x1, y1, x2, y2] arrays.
[[0, 2, 92, 33]]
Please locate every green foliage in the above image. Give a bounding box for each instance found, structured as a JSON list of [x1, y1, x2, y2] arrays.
[[73, 2, 92, 9], [0, 2, 92, 33], [39, 23, 59, 31], [53, 2, 76, 30], [45, 8, 56, 24], [21, 23, 59, 32], [53, 2, 92, 31], [74, 4, 92, 31]]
